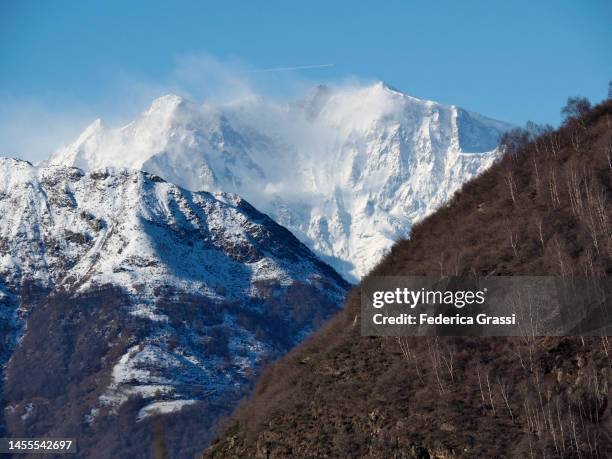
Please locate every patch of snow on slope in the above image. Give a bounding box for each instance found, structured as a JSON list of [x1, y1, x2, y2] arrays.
[[0, 159, 348, 421]]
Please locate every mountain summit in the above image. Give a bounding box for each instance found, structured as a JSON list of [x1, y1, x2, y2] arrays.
[[50, 83, 513, 281], [0, 158, 348, 456]]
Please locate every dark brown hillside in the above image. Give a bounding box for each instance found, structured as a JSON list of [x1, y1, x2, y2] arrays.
[[204, 101, 612, 458]]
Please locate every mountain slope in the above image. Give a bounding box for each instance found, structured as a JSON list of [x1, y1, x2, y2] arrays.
[[205, 101, 612, 458], [49, 83, 512, 281], [0, 159, 348, 457]]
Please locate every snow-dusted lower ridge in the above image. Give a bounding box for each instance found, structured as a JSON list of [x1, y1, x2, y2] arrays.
[[0, 158, 348, 455], [50, 82, 513, 282]]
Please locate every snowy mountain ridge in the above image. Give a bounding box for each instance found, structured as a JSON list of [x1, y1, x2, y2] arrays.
[[50, 82, 513, 281], [0, 157, 348, 452]]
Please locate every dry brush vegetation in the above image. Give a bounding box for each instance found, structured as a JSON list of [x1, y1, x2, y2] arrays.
[[204, 99, 612, 458]]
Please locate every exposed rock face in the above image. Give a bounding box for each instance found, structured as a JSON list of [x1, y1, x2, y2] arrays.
[[0, 158, 348, 457], [50, 83, 512, 281]]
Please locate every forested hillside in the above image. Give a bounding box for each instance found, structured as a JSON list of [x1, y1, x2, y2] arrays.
[[205, 100, 612, 458]]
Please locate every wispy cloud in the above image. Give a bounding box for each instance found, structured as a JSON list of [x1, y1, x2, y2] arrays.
[[170, 53, 255, 102], [0, 53, 348, 163], [0, 94, 95, 164]]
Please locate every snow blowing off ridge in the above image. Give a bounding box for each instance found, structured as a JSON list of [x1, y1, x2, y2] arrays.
[[50, 82, 513, 281]]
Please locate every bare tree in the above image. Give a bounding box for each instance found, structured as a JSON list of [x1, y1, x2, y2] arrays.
[[531, 151, 540, 193], [548, 169, 561, 208], [427, 337, 446, 395], [535, 217, 545, 250], [441, 344, 455, 382], [486, 371, 496, 415], [548, 132, 561, 158], [396, 337, 423, 383], [509, 229, 519, 258], [570, 130, 581, 152], [498, 377, 514, 422], [561, 96, 591, 126], [505, 171, 517, 204], [476, 364, 486, 408], [500, 128, 530, 156], [566, 163, 584, 217]]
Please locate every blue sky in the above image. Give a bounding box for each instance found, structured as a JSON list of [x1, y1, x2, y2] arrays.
[[1, 0, 611, 162]]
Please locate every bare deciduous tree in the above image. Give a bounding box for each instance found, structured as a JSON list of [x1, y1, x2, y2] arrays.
[[535, 217, 545, 250], [548, 169, 561, 208], [561, 96, 591, 127], [509, 229, 519, 258], [505, 171, 517, 204]]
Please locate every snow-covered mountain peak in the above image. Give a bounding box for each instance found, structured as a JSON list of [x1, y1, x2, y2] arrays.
[[78, 117, 104, 139], [147, 93, 185, 110], [358, 80, 428, 102], [49, 84, 513, 280], [314, 82, 453, 137], [367, 80, 410, 98], [374, 80, 403, 92], [0, 158, 348, 451], [315, 83, 406, 130], [143, 93, 205, 121]]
